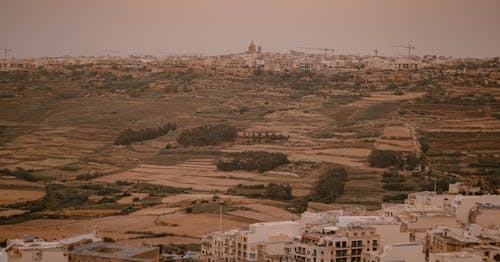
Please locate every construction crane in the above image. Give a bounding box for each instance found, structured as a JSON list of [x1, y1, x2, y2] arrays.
[[389, 44, 415, 59], [103, 50, 120, 56], [1, 48, 12, 61], [296, 47, 334, 60]]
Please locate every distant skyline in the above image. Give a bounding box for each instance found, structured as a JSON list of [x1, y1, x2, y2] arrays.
[[1, 0, 500, 58]]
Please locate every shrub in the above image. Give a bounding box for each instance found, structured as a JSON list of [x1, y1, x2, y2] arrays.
[[103, 237, 115, 243], [287, 198, 308, 213]]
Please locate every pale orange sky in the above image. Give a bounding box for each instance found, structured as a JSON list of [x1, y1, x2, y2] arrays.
[[1, 0, 499, 58]]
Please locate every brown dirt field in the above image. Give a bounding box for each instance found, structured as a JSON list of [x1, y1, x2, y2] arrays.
[[382, 126, 412, 138], [0, 212, 255, 242], [117, 236, 201, 246], [0, 177, 43, 187], [41, 209, 120, 216], [230, 204, 298, 221], [0, 189, 45, 205], [0, 209, 28, 217], [96, 161, 292, 191], [117, 193, 149, 204], [131, 207, 179, 216]]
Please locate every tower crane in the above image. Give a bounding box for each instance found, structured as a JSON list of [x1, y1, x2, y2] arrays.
[[389, 44, 415, 59], [296, 47, 335, 60], [1, 48, 12, 61], [103, 50, 121, 56]]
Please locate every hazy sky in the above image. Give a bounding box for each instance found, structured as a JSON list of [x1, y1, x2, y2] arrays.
[[1, 0, 499, 58]]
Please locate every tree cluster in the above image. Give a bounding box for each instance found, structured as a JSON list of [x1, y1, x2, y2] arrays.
[[241, 132, 289, 143], [177, 124, 237, 146], [369, 149, 420, 169], [309, 168, 347, 203], [0, 168, 42, 182], [114, 123, 176, 145], [216, 151, 289, 173]]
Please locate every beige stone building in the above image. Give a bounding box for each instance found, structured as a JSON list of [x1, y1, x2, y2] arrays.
[[426, 224, 500, 261], [201, 221, 300, 262], [363, 242, 425, 262], [290, 225, 380, 262]]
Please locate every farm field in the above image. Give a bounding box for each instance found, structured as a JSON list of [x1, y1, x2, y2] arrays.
[[1, 63, 499, 246]]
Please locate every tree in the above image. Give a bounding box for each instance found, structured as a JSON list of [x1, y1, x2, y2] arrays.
[[265, 183, 293, 200], [310, 168, 347, 203]]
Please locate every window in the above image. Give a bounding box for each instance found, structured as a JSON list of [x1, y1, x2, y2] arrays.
[[336, 250, 347, 257]]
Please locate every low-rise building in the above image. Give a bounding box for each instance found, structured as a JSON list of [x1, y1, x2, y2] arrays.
[[201, 221, 300, 262], [4, 233, 101, 262], [428, 251, 482, 262], [426, 224, 500, 256], [291, 225, 380, 262], [363, 242, 425, 262], [66, 241, 159, 262]]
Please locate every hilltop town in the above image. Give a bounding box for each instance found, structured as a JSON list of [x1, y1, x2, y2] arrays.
[[0, 42, 499, 262], [1, 41, 476, 76]]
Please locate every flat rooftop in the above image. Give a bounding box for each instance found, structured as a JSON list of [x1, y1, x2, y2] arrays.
[[66, 241, 157, 262]]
